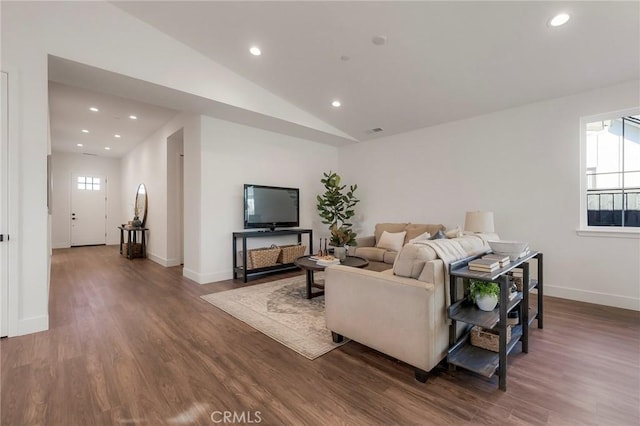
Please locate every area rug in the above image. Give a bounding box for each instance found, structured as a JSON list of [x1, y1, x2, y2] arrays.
[[200, 274, 347, 360]]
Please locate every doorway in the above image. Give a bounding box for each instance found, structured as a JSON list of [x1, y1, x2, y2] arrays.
[[70, 173, 106, 246], [167, 129, 184, 266]]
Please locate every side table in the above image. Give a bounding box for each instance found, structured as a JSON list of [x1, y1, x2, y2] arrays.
[[118, 225, 148, 259]]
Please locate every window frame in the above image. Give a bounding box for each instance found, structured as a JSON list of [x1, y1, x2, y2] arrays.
[[578, 107, 640, 238]]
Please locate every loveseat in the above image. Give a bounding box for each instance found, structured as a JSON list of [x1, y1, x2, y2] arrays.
[[325, 232, 498, 381], [350, 223, 446, 271]]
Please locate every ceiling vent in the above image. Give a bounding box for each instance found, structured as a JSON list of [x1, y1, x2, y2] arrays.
[[82, 152, 97, 156], [366, 127, 384, 134]]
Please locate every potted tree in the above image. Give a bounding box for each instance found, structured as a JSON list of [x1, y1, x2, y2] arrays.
[[469, 280, 500, 311], [316, 171, 359, 258]]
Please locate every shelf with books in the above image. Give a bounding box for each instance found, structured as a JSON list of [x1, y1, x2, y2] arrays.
[[447, 250, 543, 391]]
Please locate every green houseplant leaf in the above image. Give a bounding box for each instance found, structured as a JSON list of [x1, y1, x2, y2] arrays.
[[317, 171, 360, 246], [469, 280, 500, 303]]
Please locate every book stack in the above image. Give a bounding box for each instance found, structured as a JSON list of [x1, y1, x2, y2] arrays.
[[482, 254, 510, 267], [468, 258, 500, 273]]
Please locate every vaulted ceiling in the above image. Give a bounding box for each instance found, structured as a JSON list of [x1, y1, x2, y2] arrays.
[[49, 1, 640, 156]]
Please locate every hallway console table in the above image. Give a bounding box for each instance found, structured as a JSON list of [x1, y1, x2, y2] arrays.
[[232, 229, 313, 283], [447, 251, 543, 391], [118, 226, 148, 259]]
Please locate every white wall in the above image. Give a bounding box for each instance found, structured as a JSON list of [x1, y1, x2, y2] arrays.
[[339, 80, 640, 311], [51, 152, 121, 248], [121, 112, 195, 267], [1, 1, 348, 335], [186, 116, 338, 284]]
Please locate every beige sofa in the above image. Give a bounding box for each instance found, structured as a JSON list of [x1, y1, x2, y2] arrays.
[[325, 233, 497, 382], [351, 223, 446, 271]]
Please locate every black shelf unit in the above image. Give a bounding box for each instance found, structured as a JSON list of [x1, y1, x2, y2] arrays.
[[232, 229, 313, 283], [448, 251, 543, 391]]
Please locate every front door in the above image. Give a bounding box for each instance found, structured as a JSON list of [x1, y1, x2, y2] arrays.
[[70, 173, 106, 246]]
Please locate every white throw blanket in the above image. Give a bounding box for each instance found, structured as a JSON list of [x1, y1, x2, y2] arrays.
[[413, 239, 468, 308]]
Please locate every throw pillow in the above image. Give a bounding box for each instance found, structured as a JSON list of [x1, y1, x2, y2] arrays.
[[376, 230, 407, 252], [445, 226, 463, 239], [408, 231, 431, 243], [429, 230, 446, 240]]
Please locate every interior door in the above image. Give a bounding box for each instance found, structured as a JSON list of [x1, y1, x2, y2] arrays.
[[1, 71, 8, 336], [70, 173, 106, 246]]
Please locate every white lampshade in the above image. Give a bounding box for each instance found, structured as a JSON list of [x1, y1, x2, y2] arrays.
[[464, 211, 495, 233]]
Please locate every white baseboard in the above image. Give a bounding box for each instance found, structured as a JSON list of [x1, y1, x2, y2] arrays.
[[545, 284, 640, 311], [139, 252, 182, 267], [16, 315, 49, 336], [183, 268, 233, 284]]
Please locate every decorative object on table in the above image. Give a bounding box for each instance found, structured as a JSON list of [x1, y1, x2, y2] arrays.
[[510, 268, 524, 291], [488, 240, 529, 261], [482, 253, 510, 267], [469, 279, 500, 311], [133, 183, 148, 227], [470, 325, 511, 352], [464, 211, 494, 233], [333, 246, 347, 261], [468, 258, 500, 273], [316, 171, 359, 246]]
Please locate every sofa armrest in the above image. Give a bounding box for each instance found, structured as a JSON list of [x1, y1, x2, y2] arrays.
[[354, 235, 375, 248]]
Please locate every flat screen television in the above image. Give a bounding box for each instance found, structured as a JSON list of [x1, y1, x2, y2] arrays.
[[244, 184, 300, 230]]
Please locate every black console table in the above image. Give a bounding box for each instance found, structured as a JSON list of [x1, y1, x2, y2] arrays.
[[232, 229, 313, 282], [447, 251, 543, 391], [118, 225, 148, 259]]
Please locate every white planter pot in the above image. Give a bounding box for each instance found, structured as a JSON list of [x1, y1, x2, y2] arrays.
[[475, 294, 498, 311]]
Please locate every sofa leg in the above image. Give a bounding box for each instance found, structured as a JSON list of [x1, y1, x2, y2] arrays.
[[414, 368, 428, 383], [331, 332, 344, 343]]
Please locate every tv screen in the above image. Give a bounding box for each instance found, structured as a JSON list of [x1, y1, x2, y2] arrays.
[[244, 184, 300, 230]]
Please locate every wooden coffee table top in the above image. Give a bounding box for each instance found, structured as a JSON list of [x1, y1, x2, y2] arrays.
[[294, 255, 369, 272]]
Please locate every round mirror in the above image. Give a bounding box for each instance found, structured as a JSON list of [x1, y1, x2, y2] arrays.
[[135, 184, 148, 227]]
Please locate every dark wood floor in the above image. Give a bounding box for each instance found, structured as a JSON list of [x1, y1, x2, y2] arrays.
[[1, 245, 639, 425]]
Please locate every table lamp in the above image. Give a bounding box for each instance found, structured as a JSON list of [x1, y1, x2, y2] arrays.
[[464, 211, 494, 233]]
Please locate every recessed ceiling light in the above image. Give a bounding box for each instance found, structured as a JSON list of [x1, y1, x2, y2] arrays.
[[114, 134, 121, 138], [104, 147, 111, 150], [548, 13, 570, 27], [81, 129, 89, 133], [76, 143, 83, 147], [249, 46, 261, 56], [331, 100, 341, 107], [129, 115, 137, 120], [89, 107, 99, 112]]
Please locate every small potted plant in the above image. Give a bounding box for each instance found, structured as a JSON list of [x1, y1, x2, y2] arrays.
[[469, 280, 500, 311]]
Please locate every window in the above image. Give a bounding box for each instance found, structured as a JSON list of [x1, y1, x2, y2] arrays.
[[77, 176, 100, 191], [582, 111, 640, 230]]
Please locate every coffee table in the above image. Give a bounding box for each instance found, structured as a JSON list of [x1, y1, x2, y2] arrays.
[[294, 255, 369, 299]]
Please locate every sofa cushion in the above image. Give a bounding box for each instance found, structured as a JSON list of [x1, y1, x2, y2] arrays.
[[445, 226, 463, 239], [353, 246, 386, 262], [392, 243, 438, 279], [429, 230, 447, 240], [377, 230, 406, 252], [374, 223, 409, 244], [383, 250, 398, 264], [408, 231, 431, 243]]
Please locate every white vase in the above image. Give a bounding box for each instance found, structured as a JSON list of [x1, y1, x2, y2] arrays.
[[334, 246, 346, 261], [475, 294, 498, 311]]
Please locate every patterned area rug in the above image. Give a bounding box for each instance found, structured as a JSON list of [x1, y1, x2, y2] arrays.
[[200, 274, 347, 360]]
